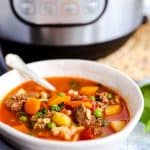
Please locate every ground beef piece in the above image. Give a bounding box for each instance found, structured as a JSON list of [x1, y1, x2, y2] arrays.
[[74, 105, 108, 136], [74, 105, 106, 126], [92, 118, 110, 136], [4, 95, 27, 112], [95, 101, 108, 109], [90, 117, 101, 135], [90, 117, 102, 126], [74, 105, 91, 126], [90, 118, 107, 136], [95, 92, 109, 103], [92, 126, 101, 136], [96, 92, 116, 105]]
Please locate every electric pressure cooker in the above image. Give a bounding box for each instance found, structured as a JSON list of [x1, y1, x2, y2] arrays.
[[0, 0, 143, 60]]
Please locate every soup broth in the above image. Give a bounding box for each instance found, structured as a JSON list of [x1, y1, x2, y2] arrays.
[[0, 77, 130, 141]]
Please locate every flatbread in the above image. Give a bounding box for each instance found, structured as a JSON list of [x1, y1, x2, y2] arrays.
[[97, 22, 150, 81]]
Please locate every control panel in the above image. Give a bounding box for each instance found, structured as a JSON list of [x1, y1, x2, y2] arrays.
[[12, 0, 106, 25]]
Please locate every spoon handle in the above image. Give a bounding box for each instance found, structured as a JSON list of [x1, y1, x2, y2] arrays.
[[0, 46, 8, 75], [5, 54, 56, 91]]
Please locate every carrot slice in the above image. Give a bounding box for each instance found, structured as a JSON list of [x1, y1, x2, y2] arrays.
[[48, 95, 71, 106], [80, 86, 99, 96], [24, 98, 41, 115], [66, 100, 93, 109]]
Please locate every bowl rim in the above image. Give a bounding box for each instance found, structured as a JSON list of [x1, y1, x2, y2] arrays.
[[0, 59, 144, 147], [138, 79, 150, 88]]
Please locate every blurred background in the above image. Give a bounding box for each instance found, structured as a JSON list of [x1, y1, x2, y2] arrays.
[[0, 0, 149, 80]]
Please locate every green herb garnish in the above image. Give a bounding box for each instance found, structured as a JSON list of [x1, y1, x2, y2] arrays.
[[144, 120, 150, 132], [59, 102, 65, 110], [93, 109, 102, 118], [35, 109, 48, 118], [89, 96, 96, 101], [35, 112, 43, 117], [107, 93, 113, 99], [47, 122, 56, 129], [19, 115, 28, 122], [40, 108, 48, 114], [140, 84, 150, 132], [57, 92, 65, 97], [51, 104, 61, 112]]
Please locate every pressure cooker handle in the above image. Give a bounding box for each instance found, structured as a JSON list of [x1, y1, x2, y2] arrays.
[[0, 45, 8, 75]]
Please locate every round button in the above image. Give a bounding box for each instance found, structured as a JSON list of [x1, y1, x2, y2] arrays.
[[41, 3, 57, 16], [86, 0, 98, 14], [19, 0, 35, 15], [20, 0, 33, 3], [63, 3, 79, 16]]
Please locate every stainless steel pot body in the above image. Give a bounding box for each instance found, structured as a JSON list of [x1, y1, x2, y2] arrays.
[[0, 0, 143, 46]]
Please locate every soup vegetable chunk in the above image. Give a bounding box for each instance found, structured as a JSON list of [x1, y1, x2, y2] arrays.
[[0, 77, 130, 141]]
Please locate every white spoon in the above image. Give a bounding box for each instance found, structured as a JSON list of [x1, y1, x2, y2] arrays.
[[5, 53, 56, 91]]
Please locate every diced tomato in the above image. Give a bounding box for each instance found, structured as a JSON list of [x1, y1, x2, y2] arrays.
[[82, 97, 96, 110], [61, 108, 72, 116], [41, 102, 48, 109], [92, 101, 96, 111], [82, 99, 95, 110], [48, 95, 71, 106], [80, 128, 95, 140], [66, 100, 93, 109]]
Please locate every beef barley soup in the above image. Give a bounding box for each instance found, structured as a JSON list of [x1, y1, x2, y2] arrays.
[[0, 77, 130, 141]]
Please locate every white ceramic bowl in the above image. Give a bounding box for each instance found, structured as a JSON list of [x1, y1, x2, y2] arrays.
[[0, 60, 144, 150]]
